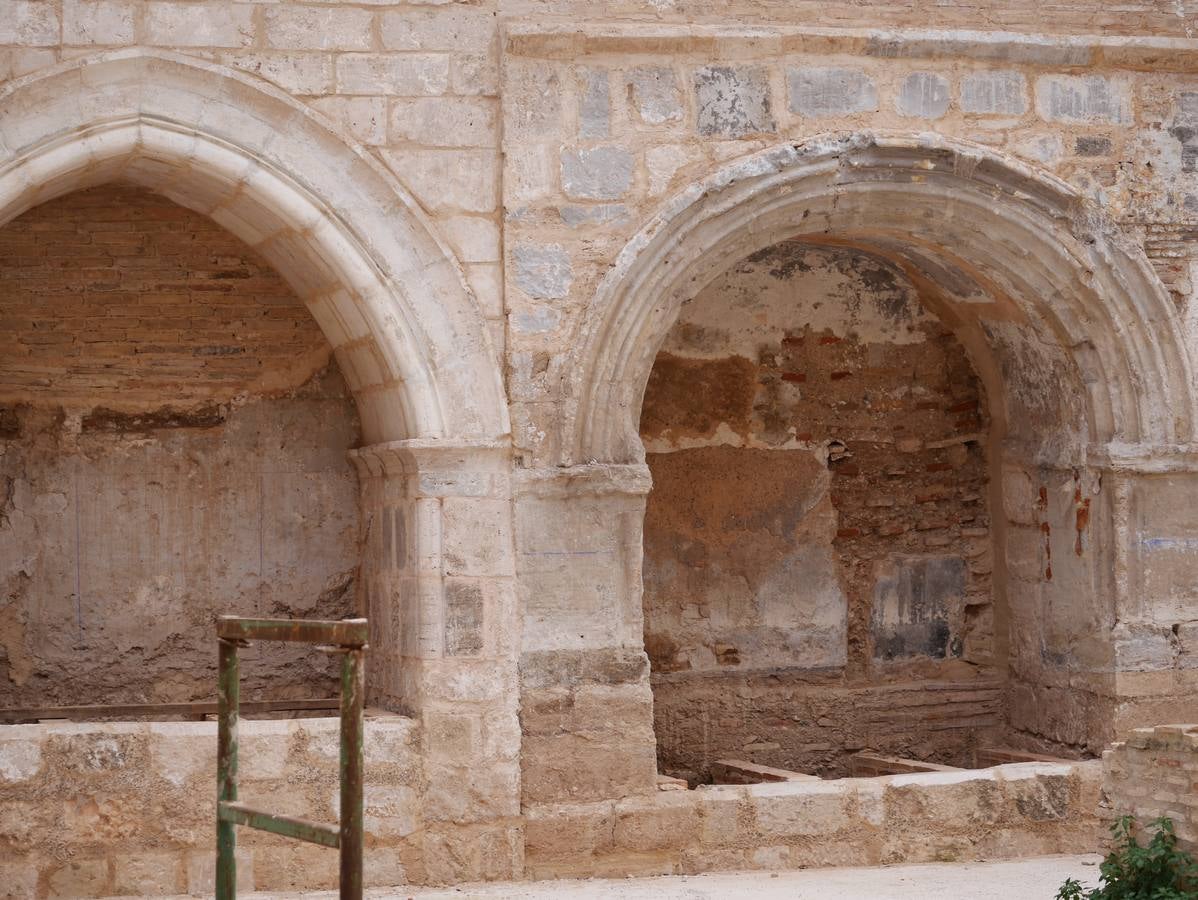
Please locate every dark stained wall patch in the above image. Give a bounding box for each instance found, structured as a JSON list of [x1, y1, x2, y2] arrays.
[[871, 556, 966, 660]]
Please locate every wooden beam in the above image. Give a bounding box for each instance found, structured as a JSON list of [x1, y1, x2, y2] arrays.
[[711, 759, 822, 784], [850, 751, 964, 777], [976, 747, 1075, 767]]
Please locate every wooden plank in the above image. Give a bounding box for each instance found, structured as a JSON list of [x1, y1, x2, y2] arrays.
[[850, 751, 964, 777], [0, 697, 340, 723], [976, 747, 1075, 767], [218, 801, 340, 849], [217, 616, 368, 647], [711, 759, 822, 785]]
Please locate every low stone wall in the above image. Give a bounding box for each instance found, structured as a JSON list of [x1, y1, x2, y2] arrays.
[[525, 761, 1103, 879], [1104, 724, 1198, 849], [1, 716, 1104, 897], [0, 716, 425, 898]]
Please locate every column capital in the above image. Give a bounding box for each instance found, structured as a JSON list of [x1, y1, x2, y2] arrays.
[[349, 439, 511, 497]]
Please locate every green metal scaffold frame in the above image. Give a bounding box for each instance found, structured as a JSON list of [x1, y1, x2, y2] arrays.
[[215, 616, 368, 899]]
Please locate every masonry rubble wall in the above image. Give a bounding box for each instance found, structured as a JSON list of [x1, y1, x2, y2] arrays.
[[1103, 723, 1198, 851], [501, 21, 1198, 780], [0, 715, 1103, 897]]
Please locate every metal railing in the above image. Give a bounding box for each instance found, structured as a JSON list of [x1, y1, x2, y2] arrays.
[[215, 616, 368, 899]]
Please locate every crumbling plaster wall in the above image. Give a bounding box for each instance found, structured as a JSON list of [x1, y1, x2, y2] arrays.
[[639, 242, 996, 779], [0, 186, 360, 707]]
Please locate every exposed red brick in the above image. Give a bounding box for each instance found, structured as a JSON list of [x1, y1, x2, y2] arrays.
[[0, 185, 328, 411]]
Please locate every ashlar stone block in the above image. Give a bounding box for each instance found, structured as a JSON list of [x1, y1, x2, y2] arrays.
[[961, 71, 1028, 115], [613, 792, 701, 851], [694, 65, 775, 137], [579, 69, 611, 138], [895, 72, 951, 119], [0, 735, 42, 782], [750, 781, 854, 838], [628, 66, 684, 125], [1035, 75, 1131, 124], [787, 67, 878, 117], [513, 243, 574, 299], [560, 146, 635, 200]]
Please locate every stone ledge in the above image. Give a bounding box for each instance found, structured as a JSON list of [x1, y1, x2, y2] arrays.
[[503, 23, 1198, 72]]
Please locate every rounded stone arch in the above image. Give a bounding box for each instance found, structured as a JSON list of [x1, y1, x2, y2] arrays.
[[565, 133, 1195, 468], [0, 48, 508, 445]]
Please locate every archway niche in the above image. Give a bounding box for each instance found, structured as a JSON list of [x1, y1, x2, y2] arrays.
[[566, 135, 1197, 781], [0, 184, 361, 707], [0, 49, 515, 760], [640, 240, 997, 779]]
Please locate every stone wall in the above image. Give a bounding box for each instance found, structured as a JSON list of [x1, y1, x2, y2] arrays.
[[0, 716, 429, 896], [525, 760, 1103, 879], [0, 3, 505, 365], [1104, 723, 1198, 850], [504, 23, 1198, 770], [0, 186, 360, 708], [2, 2, 1198, 893]]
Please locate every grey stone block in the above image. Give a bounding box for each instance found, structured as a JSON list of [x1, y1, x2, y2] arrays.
[[694, 65, 775, 137], [960, 71, 1027, 115], [787, 66, 877, 117], [579, 68, 610, 138], [512, 243, 574, 299], [895, 71, 951, 119], [558, 204, 628, 227], [560, 145, 634, 200], [1034, 75, 1131, 124], [628, 66, 684, 125], [1074, 135, 1112, 157]]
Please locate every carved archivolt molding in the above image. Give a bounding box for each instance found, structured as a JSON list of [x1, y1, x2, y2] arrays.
[[567, 133, 1195, 470]]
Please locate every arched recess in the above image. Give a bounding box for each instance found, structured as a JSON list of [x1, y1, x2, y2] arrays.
[[564, 132, 1198, 755], [0, 48, 508, 445], [566, 133, 1194, 469], [0, 50, 521, 740]]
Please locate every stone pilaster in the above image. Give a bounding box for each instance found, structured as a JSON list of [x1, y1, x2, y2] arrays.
[[514, 464, 659, 803], [351, 439, 523, 881]]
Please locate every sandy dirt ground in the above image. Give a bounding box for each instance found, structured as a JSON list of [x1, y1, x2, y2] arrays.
[[143, 854, 1104, 899]]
